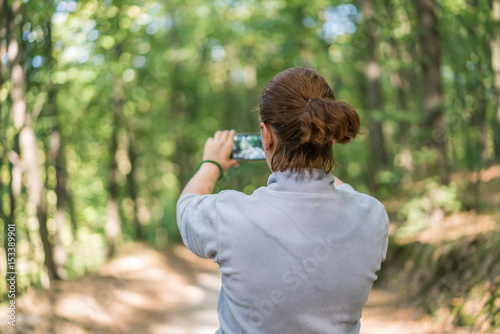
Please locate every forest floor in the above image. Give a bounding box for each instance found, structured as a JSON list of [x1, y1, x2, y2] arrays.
[[1, 242, 469, 334]]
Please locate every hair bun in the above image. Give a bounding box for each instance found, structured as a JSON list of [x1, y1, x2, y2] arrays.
[[300, 98, 360, 146], [258, 67, 359, 173]]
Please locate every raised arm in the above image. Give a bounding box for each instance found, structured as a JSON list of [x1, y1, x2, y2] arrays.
[[180, 130, 239, 197]]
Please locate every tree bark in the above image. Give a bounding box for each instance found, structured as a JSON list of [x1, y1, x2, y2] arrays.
[[127, 128, 142, 240], [169, 12, 197, 190], [0, 0, 5, 82], [0, 0, 6, 224], [414, 0, 449, 182], [492, 0, 500, 159], [7, 137, 21, 297], [474, 65, 490, 163], [8, 0, 60, 280], [46, 20, 68, 279], [1, 0, 16, 296], [106, 76, 123, 258], [360, 0, 389, 191], [385, 0, 411, 149]]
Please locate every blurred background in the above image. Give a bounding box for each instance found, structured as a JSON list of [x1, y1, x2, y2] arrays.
[[0, 0, 499, 332]]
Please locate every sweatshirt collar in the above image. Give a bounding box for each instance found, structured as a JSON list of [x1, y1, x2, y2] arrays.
[[266, 169, 337, 194]]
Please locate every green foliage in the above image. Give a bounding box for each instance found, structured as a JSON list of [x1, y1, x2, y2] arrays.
[[379, 232, 500, 331], [396, 181, 462, 236]]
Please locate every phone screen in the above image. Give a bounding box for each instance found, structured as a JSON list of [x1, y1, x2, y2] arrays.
[[231, 133, 266, 160]]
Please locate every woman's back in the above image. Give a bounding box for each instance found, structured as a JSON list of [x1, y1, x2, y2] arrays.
[[177, 169, 389, 333]]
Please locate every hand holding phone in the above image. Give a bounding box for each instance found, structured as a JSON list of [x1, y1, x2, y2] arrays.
[[231, 133, 266, 160], [202, 130, 239, 170]]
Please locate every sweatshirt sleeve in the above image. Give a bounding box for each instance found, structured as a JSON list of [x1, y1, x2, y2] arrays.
[[176, 193, 219, 261], [380, 209, 390, 262]]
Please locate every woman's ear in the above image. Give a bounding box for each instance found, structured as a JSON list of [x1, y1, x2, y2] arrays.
[[260, 121, 275, 151]]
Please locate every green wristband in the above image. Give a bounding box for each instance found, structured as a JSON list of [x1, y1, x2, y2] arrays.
[[197, 160, 224, 181]]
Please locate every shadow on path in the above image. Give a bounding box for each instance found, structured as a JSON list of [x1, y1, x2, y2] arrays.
[[4, 243, 220, 334], [2, 242, 453, 334]]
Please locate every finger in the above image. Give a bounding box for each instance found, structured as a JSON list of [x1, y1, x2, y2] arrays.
[[229, 129, 236, 142], [214, 131, 222, 141], [225, 132, 234, 149], [221, 130, 231, 142], [218, 131, 228, 146], [218, 130, 226, 142]]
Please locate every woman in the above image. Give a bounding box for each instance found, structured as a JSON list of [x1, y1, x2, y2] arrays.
[[177, 67, 389, 334]]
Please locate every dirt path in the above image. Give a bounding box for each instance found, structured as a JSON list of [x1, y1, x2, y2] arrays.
[[2, 243, 448, 334]]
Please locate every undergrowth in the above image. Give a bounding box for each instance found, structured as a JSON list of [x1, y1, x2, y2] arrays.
[[378, 232, 500, 332]]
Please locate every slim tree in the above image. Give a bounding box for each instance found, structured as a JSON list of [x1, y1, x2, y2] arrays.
[[414, 0, 448, 182], [103, 1, 127, 258], [492, 0, 500, 159], [0, 0, 19, 296], [0, 0, 7, 236], [46, 20, 68, 278], [0, 0, 7, 294], [127, 127, 142, 240], [106, 75, 123, 258], [360, 0, 389, 190], [385, 1, 413, 150], [7, 0, 60, 279]]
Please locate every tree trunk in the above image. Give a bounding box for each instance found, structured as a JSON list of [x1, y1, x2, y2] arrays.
[[0, 0, 5, 83], [7, 138, 21, 297], [46, 20, 68, 279], [360, 0, 389, 191], [492, 0, 500, 159], [49, 126, 69, 277], [414, 0, 448, 182], [7, 0, 60, 280], [169, 13, 197, 189], [0, 116, 15, 299], [106, 77, 123, 258], [0, 127, 8, 299], [388, 37, 415, 184], [474, 66, 489, 163], [20, 127, 59, 280], [386, 0, 411, 149], [1, 0, 7, 249], [1, 0, 14, 296], [127, 128, 142, 240], [461, 0, 492, 166]]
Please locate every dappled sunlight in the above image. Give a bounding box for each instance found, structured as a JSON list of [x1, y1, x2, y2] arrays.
[[196, 272, 222, 291], [450, 164, 500, 184], [55, 293, 119, 328], [102, 255, 147, 272], [6, 242, 461, 334], [148, 323, 219, 334], [114, 290, 152, 309], [11, 243, 220, 334], [360, 290, 435, 334], [181, 285, 207, 306], [398, 211, 499, 245], [172, 244, 219, 271]]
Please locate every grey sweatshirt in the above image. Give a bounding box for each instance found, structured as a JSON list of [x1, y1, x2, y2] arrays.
[[176, 169, 389, 334]]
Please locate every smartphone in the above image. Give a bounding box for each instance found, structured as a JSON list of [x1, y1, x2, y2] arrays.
[[231, 133, 266, 160]]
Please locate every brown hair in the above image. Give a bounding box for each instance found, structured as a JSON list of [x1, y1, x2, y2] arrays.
[[259, 67, 360, 173]]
